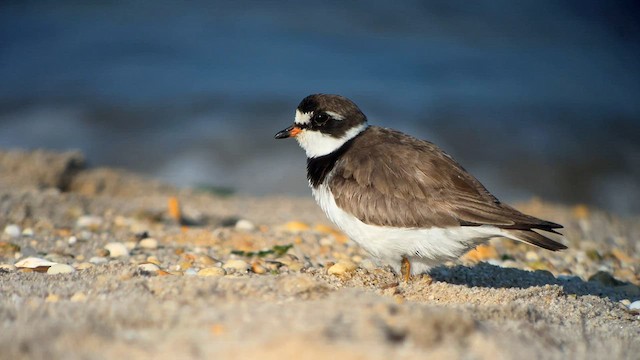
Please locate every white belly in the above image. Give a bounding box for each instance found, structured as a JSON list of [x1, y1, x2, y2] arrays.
[[312, 183, 503, 275]]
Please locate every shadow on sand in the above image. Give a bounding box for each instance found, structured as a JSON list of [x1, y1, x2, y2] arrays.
[[428, 262, 637, 300]]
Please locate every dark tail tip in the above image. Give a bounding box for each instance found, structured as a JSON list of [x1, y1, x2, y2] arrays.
[[506, 229, 568, 251]]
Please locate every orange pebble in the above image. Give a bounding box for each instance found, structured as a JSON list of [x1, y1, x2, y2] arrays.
[[168, 196, 182, 222], [464, 244, 499, 262], [210, 324, 225, 336]]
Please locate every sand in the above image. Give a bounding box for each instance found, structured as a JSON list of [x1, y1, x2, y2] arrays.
[[0, 149, 638, 360]]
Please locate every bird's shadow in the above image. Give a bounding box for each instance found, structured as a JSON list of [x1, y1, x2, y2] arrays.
[[428, 262, 636, 301]]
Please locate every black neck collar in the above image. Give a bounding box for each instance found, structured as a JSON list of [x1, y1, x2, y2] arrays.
[[306, 130, 364, 187]]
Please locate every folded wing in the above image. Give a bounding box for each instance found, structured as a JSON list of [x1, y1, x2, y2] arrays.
[[330, 127, 566, 251]]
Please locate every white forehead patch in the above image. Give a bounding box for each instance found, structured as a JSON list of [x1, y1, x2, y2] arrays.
[[325, 111, 344, 121], [295, 109, 312, 125]]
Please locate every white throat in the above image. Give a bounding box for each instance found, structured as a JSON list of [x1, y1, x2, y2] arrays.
[[296, 122, 367, 158]]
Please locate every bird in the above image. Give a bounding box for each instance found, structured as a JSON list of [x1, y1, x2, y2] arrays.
[[275, 94, 566, 282]]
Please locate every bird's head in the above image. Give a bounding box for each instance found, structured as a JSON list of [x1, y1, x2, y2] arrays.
[[275, 94, 368, 158]]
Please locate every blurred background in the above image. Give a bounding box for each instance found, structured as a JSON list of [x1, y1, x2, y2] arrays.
[[1, 1, 639, 213]]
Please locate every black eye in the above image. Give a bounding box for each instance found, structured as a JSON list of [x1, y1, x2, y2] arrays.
[[313, 113, 329, 126]]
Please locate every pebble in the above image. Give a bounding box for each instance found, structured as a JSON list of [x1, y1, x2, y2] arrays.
[[611, 248, 635, 265], [146, 256, 161, 266], [44, 254, 65, 264], [21, 228, 34, 237], [0, 264, 17, 272], [138, 263, 161, 275], [76, 215, 103, 229], [104, 242, 129, 257], [89, 256, 108, 265], [572, 204, 590, 219], [251, 262, 267, 274], [95, 248, 110, 257], [282, 221, 310, 233], [527, 261, 549, 271], [264, 261, 280, 272], [313, 224, 337, 234], [75, 262, 94, 270], [235, 219, 256, 231], [113, 216, 132, 227], [525, 251, 540, 262], [197, 267, 226, 277], [70, 292, 87, 302], [0, 241, 20, 257], [277, 256, 304, 272], [45, 294, 60, 303], [359, 259, 377, 271], [138, 238, 158, 249], [184, 268, 198, 276], [196, 254, 218, 266], [167, 196, 182, 222], [3, 224, 21, 238], [15, 257, 57, 269], [222, 259, 250, 273], [132, 254, 147, 262], [584, 249, 602, 261], [78, 231, 93, 241], [629, 301, 640, 312], [177, 260, 193, 271], [486, 259, 502, 267], [499, 260, 521, 269], [464, 244, 498, 261], [614, 268, 637, 283], [68, 236, 78, 245], [210, 324, 225, 336], [47, 264, 76, 275], [328, 260, 357, 276]]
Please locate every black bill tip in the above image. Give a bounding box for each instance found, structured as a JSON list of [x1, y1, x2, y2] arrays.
[[274, 125, 295, 139]]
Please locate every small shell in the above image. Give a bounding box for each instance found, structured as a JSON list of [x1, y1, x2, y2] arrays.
[[15, 257, 57, 269]]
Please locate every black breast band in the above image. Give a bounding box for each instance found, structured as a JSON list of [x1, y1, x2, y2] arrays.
[[306, 136, 358, 188]]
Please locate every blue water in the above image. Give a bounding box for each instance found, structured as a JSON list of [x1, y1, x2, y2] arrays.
[[1, 1, 639, 213]]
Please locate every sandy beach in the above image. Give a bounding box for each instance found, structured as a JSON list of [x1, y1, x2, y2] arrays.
[[1, 149, 638, 359]]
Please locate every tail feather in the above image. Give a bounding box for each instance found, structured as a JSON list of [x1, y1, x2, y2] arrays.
[[503, 229, 567, 251]]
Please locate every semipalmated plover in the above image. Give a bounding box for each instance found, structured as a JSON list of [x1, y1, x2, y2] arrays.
[[275, 94, 566, 281]]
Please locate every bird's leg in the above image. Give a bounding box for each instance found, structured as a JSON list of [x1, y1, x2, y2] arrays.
[[401, 256, 411, 282]]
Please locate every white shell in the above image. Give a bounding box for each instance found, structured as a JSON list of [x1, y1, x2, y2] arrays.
[[47, 264, 76, 274], [105, 242, 129, 257], [15, 257, 57, 268]]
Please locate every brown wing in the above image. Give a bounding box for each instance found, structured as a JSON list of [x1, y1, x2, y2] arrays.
[[330, 127, 565, 249]]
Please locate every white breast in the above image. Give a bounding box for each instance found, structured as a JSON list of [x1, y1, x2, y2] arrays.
[[311, 181, 505, 275]]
